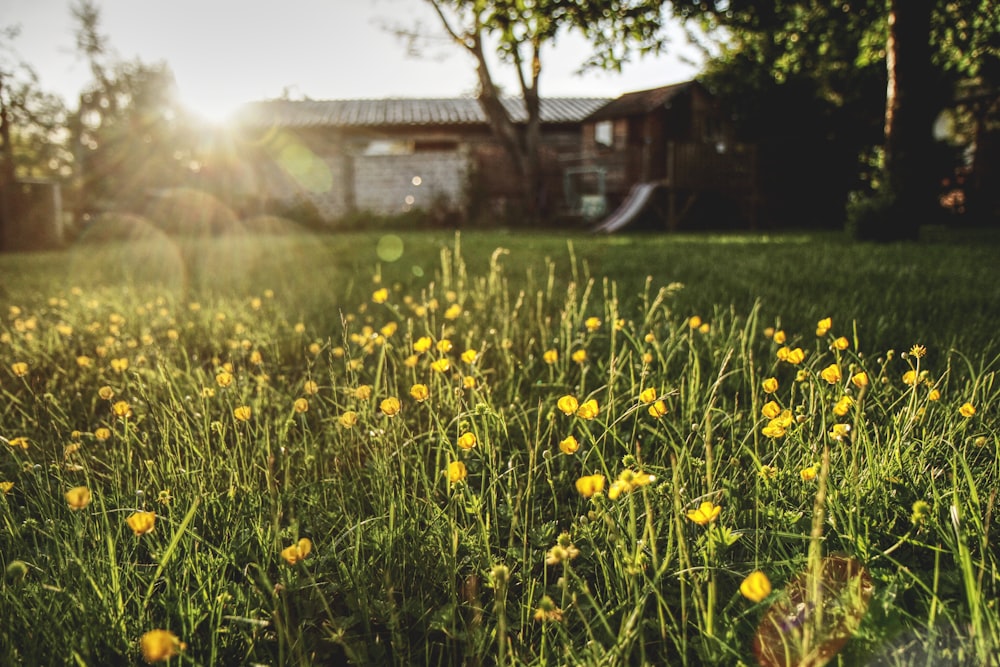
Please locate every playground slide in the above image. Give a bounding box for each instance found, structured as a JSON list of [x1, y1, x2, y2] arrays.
[[592, 182, 660, 233]]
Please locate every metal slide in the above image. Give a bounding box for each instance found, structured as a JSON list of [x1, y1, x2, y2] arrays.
[[591, 182, 660, 233]]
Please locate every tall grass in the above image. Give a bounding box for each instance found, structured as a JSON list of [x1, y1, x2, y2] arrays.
[[1, 231, 997, 665]]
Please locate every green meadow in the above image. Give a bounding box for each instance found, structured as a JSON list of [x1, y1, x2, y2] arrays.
[[1, 229, 998, 665]]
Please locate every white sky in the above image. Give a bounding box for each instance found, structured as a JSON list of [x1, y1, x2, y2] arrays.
[[3, 0, 704, 122]]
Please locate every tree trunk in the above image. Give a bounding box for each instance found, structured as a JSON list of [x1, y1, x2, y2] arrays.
[[0, 75, 16, 252], [882, 0, 939, 240]]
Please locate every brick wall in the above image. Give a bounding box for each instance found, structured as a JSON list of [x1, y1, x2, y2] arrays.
[[353, 151, 470, 215]]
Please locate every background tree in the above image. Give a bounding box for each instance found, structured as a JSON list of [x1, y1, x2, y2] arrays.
[[0, 25, 71, 251], [418, 0, 668, 221]]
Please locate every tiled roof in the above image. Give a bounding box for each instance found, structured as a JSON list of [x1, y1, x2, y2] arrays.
[[585, 81, 702, 121], [236, 97, 610, 128]]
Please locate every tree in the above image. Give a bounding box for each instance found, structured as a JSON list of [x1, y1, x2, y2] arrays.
[[0, 25, 71, 251], [670, 0, 999, 239], [418, 0, 668, 221]]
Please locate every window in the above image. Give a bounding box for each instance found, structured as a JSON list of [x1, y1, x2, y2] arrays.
[[594, 120, 614, 148]]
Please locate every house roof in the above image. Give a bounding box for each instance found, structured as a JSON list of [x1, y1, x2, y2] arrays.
[[236, 97, 610, 129], [585, 81, 703, 122]]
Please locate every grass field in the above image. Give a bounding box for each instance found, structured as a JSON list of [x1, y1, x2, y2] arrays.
[[1, 229, 998, 665]]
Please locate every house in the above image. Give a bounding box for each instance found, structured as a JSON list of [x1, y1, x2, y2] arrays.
[[231, 97, 608, 223], [571, 81, 758, 230]]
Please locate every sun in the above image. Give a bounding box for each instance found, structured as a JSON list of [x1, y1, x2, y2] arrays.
[[178, 85, 242, 126]]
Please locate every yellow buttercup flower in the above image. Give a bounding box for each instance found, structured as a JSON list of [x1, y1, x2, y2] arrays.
[[686, 500, 721, 526], [820, 364, 842, 385], [281, 537, 313, 565], [11, 361, 29, 377], [648, 400, 668, 418], [293, 398, 309, 414], [762, 422, 786, 438], [354, 384, 373, 400], [786, 347, 805, 364], [413, 336, 432, 354], [928, 388, 941, 401], [576, 399, 599, 420], [110, 357, 129, 373], [0, 481, 13, 494], [776, 346, 791, 361], [639, 387, 657, 404], [65, 486, 92, 510], [575, 474, 606, 498], [233, 405, 252, 422], [543, 349, 558, 364], [829, 423, 851, 440], [463, 376, 477, 389], [457, 432, 477, 450], [833, 395, 854, 417], [558, 435, 579, 455], [557, 395, 579, 415], [585, 316, 601, 332], [832, 336, 850, 351], [902, 370, 918, 386], [688, 315, 702, 329], [800, 465, 818, 482], [303, 380, 319, 395], [338, 411, 358, 428], [127, 511, 157, 535], [909, 344, 927, 358], [447, 461, 467, 484], [216, 371, 234, 388], [816, 317, 832, 336], [761, 401, 782, 419], [443, 303, 463, 320], [739, 571, 772, 603], [372, 288, 389, 304], [431, 358, 450, 373], [698, 322, 711, 334], [76, 355, 93, 368], [772, 329, 786, 344], [762, 377, 779, 394], [436, 339, 453, 353], [851, 372, 869, 388], [94, 427, 111, 441], [460, 349, 478, 364], [140, 629, 185, 663], [959, 402, 976, 418], [112, 400, 133, 420], [410, 384, 430, 402], [380, 397, 401, 416], [607, 469, 656, 499], [7, 436, 29, 450], [571, 349, 587, 364]]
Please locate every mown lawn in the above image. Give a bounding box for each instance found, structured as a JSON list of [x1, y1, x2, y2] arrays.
[[1, 228, 998, 665]]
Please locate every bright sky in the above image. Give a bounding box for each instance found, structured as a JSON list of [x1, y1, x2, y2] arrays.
[[4, 0, 703, 122]]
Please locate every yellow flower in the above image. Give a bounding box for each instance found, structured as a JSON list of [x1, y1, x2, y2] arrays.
[[410, 384, 430, 402], [699, 322, 711, 334], [639, 387, 658, 404], [739, 571, 772, 603], [233, 405, 252, 422], [354, 385, 373, 400], [607, 469, 656, 499], [308, 342, 322, 356], [833, 395, 854, 417], [800, 465, 818, 482], [76, 355, 93, 368], [112, 400, 133, 420], [380, 321, 398, 337], [557, 395, 579, 415], [575, 474, 605, 498], [816, 317, 832, 336], [648, 400, 668, 418], [585, 316, 601, 332], [294, 322, 306, 334], [832, 336, 850, 351], [110, 357, 129, 373], [759, 465, 778, 482], [413, 336, 432, 353], [127, 511, 157, 535], [829, 423, 851, 440], [761, 401, 782, 419], [7, 436, 29, 450], [959, 402, 976, 418], [457, 432, 477, 450], [65, 486, 92, 510], [558, 435, 580, 455], [686, 500, 721, 526], [762, 377, 779, 394], [462, 375, 477, 389], [576, 399, 599, 420], [436, 339, 453, 353], [786, 347, 806, 364], [902, 370, 918, 386], [431, 358, 450, 373], [293, 398, 309, 413], [820, 364, 842, 385], [338, 411, 358, 428], [460, 349, 478, 364], [94, 427, 111, 441], [545, 534, 580, 565], [281, 537, 313, 565], [372, 288, 389, 304], [380, 397, 401, 416], [249, 350, 263, 365], [928, 388, 941, 401], [303, 380, 319, 395], [851, 371, 869, 388], [688, 315, 702, 329], [762, 422, 786, 438], [571, 348, 587, 364], [216, 371, 234, 388], [776, 346, 791, 362], [772, 329, 786, 344], [443, 303, 463, 320], [140, 629, 185, 663], [447, 461, 467, 484], [543, 349, 558, 364], [0, 481, 13, 494], [533, 595, 563, 623], [909, 344, 927, 358], [11, 361, 28, 377]]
